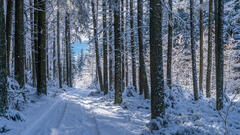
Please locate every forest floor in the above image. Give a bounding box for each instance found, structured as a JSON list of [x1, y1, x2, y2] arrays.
[[1, 84, 240, 135], [1, 87, 150, 135]]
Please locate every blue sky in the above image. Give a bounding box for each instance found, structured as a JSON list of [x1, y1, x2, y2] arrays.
[[72, 41, 88, 55]]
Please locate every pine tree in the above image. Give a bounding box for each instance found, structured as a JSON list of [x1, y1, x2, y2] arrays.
[[108, 2, 114, 91], [167, 0, 173, 89], [57, 1, 62, 88], [114, 0, 122, 104], [36, 0, 47, 95], [190, 0, 199, 100], [130, 0, 136, 90], [15, 0, 25, 88], [150, 0, 165, 118], [103, 0, 108, 94], [138, 0, 149, 99], [215, 0, 224, 110], [92, 0, 103, 91], [121, 0, 125, 91], [6, 0, 13, 76], [199, 0, 204, 92], [125, 0, 129, 87], [206, 0, 213, 97], [0, 0, 8, 114]]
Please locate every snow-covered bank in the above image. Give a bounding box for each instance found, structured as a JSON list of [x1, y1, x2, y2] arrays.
[[145, 85, 240, 135]]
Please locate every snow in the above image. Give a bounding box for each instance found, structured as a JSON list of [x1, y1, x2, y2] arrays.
[[1, 84, 240, 135], [1, 87, 150, 135]]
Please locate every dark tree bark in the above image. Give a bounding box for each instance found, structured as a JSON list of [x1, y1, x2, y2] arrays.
[[92, 0, 103, 91], [103, 0, 108, 94], [199, 0, 204, 92], [125, 0, 129, 87], [150, 0, 165, 119], [0, 0, 8, 114], [6, 0, 13, 76], [121, 0, 125, 91], [65, 12, 70, 86], [138, 0, 149, 99], [215, 0, 224, 110], [15, 0, 25, 88], [206, 0, 213, 98], [36, 0, 47, 95], [167, 0, 173, 89], [130, 0, 136, 90], [53, 28, 56, 78], [30, 0, 36, 87], [108, 2, 114, 90], [114, 0, 122, 104], [190, 0, 199, 100], [57, 1, 62, 88]]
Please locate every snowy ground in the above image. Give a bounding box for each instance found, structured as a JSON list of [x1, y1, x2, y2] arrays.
[[1, 84, 240, 135], [1, 87, 150, 135]]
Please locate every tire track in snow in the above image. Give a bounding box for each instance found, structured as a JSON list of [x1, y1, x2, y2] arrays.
[[20, 100, 67, 135]]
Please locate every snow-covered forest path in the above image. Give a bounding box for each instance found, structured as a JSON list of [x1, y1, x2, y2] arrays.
[[15, 88, 144, 135]]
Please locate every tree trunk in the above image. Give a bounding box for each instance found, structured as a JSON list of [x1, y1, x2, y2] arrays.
[[167, 0, 173, 89], [103, 0, 108, 94], [65, 12, 69, 86], [130, 0, 136, 90], [114, 0, 122, 104], [6, 0, 13, 76], [92, 0, 103, 91], [0, 0, 8, 113], [57, 1, 62, 88], [215, 0, 224, 110], [125, 0, 129, 87], [30, 0, 36, 87], [150, 0, 165, 119], [138, 0, 149, 99], [36, 0, 47, 95], [108, 2, 113, 90], [121, 0, 125, 91], [15, 0, 25, 88], [53, 28, 56, 79], [199, 0, 204, 92], [206, 0, 213, 98], [190, 0, 199, 100]]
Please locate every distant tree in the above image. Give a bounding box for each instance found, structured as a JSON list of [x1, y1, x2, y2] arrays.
[[125, 0, 129, 87], [167, 0, 173, 89], [108, 1, 114, 91], [0, 0, 8, 114], [130, 0, 136, 90], [6, 0, 13, 76], [190, 0, 199, 100], [114, 0, 122, 104], [206, 0, 213, 97], [57, 1, 62, 88], [15, 0, 25, 88], [103, 0, 108, 94], [91, 0, 103, 91], [150, 0, 165, 118], [199, 0, 204, 92], [121, 0, 125, 91], [138, 0, 149, 99]]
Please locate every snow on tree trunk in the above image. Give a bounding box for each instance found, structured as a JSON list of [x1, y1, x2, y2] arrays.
[[103, 0, 108, 94], [114, 0, 122, 104], [190, 0, 199, 101], [206, 0, 213, 98], [138, 0, 149, 99]]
